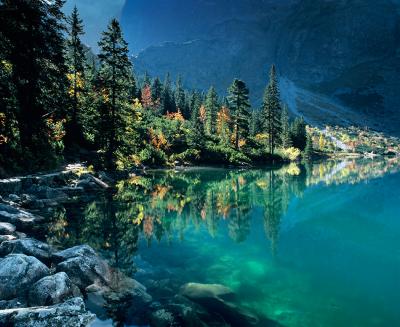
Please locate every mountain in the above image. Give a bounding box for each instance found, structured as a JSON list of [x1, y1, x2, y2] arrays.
[[123, 0, 400, 135]]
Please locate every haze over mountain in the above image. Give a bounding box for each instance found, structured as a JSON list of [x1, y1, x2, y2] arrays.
[[119, 0, 400, 135]]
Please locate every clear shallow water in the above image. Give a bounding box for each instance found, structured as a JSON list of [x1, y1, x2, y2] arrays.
[[45, 159, 400, 327]]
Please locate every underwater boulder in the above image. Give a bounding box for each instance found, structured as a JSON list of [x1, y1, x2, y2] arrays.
[[180, 282, 258, 326]]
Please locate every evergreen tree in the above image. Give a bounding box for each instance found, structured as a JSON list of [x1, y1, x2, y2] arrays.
[[281, 105, 292, 148], [161, 73, 175, 114], [227, 79, 251, 150], [262, 65, 282, 155], [65, 5, 86, 145], [0, 0, 69, 170], [189, 91, 202, 122], [97, 19, 133, 170], [250, 109, 263, 137], [174, 75, 186, 114], [291, 116, 307, 150], [187, 106, 206, 151], [204, 86, 218, 135], [151, 76, 163, 111], [303, 133, 313, 161]]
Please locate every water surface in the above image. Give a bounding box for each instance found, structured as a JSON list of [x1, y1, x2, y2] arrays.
[[46, 159, 400, 326]]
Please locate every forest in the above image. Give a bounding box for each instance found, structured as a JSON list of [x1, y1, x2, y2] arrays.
[[0, 1, 313, 177]]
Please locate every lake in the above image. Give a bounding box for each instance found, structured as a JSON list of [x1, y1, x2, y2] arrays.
[[44, 159, 400, 327]]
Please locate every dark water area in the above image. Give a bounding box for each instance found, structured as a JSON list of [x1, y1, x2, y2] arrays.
[[42, 159, 400, 326]]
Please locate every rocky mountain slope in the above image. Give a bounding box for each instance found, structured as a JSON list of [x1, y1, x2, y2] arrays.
[[126, 0, 400, 135]]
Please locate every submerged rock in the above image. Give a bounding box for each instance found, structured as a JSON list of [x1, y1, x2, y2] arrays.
[[180, 283, 259, 326], [0, 254, 50, 300], [28, 272, 81, 307], [54, 245, 112, 290], [0, 297, 95, 327], [0, 238, 54, 263]]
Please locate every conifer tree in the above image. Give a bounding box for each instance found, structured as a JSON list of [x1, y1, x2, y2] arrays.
[[205, 86, 218, 135], [97, 19, 133, 169], [227, 79, 251, 150], [65, 5, 86, 145], [262, 65, 282, 155], [175, 75, 186, 114], [162, 73, 175, 114], [0, 0, 69, 169], [291, 116, 307, 150], [151, 77, 163, 111], [303, 133, 313, 161], [281, 105, 292, 148]]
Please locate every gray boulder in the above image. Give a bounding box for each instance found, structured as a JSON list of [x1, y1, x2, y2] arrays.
[[0, 238, 54, 262], [0, 297, 95, 327], [0, 203, 43, 229], [0, 235, 17, 243], [8, 194, 21, 202], [0, 222, 16, 235], [181, 283, 258, 326], [28, 272, 81, 306], [54, 245, 112, 290], [0, 254, 50, 300], [26, 185, 68, 201]]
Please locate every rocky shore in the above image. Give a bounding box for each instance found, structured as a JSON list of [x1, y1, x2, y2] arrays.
[[0, 165, 266, 327]]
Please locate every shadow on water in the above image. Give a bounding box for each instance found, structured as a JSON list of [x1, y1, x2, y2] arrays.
[[43, 158, 400, 326]]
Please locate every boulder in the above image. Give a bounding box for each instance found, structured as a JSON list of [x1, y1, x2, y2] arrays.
[[26, 185, 68, 201], [0, 203, 43, 229], [0, 235, 17, 243], [28, 272, 81, 306], [0, 222, 16, 235], [180, 283, 258, 326], [54, 245, 112, 290], [0, 254, 50, 300], [0, 297, 95, 327], [0, 178, 22, 195], [0, 238, 54, 263], [0, 298, 26, 310], [8, 194, 20, 202], [86, 274, 152, 319]]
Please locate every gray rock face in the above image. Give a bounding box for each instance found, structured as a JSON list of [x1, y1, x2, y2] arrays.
[[133, 0, 400, 135], [0, 238, 54, 262], [54, 245, 112, 290], [28, 272, 82, 306], [0, 297, 95, 327], [0, 254, 50, 300], [0, 222, 16, 235], [181, 283, 258, 326]]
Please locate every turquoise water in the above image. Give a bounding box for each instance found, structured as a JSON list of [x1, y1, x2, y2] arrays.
[[47, 159, 400, 326]]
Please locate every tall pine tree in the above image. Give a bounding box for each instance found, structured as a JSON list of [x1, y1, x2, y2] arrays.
[[65, 5, 86, 145], [263, 65, 282, 155], [205, 86, 218, 135], [281, 104, 292, 148], [227, 79, 251, 150], [97, 19, 133, 170]]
